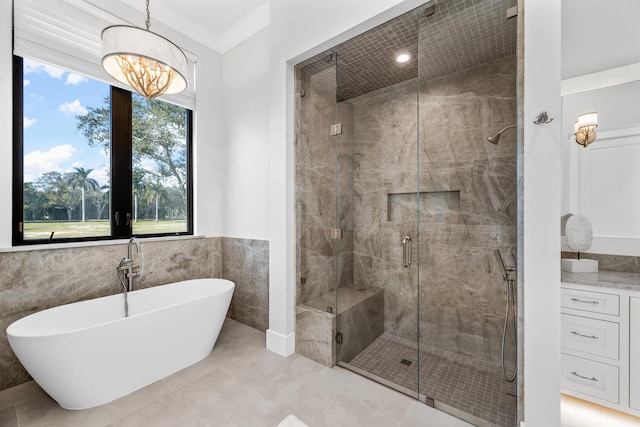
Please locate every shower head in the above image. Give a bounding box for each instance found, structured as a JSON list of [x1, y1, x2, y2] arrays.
[[487, 124, 516, 144], [487, 133, 501, 145]]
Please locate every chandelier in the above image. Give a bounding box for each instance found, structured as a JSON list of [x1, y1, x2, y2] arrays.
[[101, 0, 187, 100]]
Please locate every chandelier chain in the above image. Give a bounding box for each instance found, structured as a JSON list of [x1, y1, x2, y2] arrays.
[[145, 0, 151, 31]]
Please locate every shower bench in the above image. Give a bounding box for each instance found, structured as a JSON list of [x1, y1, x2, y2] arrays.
[[296, 285, 384, 367]]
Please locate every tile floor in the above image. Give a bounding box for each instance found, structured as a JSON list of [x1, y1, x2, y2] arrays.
[[345, 334, 517, 427], [0, 319, 473, 427]]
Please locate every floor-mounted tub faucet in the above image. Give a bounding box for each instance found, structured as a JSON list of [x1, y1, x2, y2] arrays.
[[123, 237, 140, 292], [116, 237, 142, 316]]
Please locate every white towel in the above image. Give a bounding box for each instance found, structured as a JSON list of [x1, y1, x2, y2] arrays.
[[277, 414, 310, 427]]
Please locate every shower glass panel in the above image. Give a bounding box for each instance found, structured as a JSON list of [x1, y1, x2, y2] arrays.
[[295, 53, 339, 312], [333, 9, 421, 400], [416, 1, 518, 425]]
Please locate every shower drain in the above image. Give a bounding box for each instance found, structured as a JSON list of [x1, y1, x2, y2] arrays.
[[400, 359, 413, 366]]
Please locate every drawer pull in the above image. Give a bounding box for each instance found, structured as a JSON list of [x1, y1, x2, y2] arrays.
[[571, 371, 599, 382], [571, 297, 599, 304], [570, 330, 599, 339]]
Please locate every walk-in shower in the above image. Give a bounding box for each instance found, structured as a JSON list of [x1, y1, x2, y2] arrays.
[[294, 1, 518, 426]]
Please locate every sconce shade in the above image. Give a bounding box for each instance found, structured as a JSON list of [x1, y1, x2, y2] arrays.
[[101, 25, 187, 100], [577, 112, 598, 128], [574, 112, 598, 148]]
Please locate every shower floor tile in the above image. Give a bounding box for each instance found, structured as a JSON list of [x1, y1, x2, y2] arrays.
[[345, 333, 517, 427]]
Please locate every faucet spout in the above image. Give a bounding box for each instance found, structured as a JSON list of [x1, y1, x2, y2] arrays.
[[128, 236, 140, 261], [117, 237, 142, 300]]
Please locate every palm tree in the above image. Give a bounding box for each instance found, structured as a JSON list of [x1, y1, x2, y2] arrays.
[[144, 182, 168, 222], [90, 185, 109, 220], [66, 167, 99, 222], [132, 170, 147, 223]]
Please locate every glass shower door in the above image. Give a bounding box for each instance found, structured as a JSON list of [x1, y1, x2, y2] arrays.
[[333, 9, 422, 400], [416, 0, 519, 424]]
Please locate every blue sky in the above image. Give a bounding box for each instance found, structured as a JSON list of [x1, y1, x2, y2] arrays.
[[22, 58, 110, 186]]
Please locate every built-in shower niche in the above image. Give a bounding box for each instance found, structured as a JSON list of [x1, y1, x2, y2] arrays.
[[296, 286, 384, 367], [387, 190, 461, 223]]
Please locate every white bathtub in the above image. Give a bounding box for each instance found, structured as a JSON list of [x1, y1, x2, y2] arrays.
[[6, 278, 234, 410]]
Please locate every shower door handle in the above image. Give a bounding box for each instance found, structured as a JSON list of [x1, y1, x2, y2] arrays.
[[402, 235, 412, 268]]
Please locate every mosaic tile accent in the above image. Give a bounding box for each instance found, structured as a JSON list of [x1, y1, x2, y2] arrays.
[[296, 0, 517, 101], [347, 333, 517, 427]]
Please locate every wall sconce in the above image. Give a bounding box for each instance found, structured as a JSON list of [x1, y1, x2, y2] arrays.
[[574, 112, 598, 148]]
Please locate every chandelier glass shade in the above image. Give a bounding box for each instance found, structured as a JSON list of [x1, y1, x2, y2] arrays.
[[101, 25, 187, 100]]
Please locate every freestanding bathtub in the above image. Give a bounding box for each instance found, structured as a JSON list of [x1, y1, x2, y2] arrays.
[[6, 278, 234, 410]]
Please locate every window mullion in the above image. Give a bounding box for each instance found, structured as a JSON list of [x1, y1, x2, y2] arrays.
[[110, 87, 133, 239], [12, 57, 25, 245]]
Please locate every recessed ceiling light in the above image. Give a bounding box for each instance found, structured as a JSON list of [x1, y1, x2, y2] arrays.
[[396, 54, 410, 63]]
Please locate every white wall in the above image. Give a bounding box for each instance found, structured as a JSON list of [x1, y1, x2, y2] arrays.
[[523, 0, 562, 426], [0, 0, 13, 247], [222, 27, 271, 240]]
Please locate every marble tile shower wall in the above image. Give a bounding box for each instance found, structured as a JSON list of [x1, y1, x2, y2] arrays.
[[222, 237, 269, 332], [352, 56, 517, 365], [295, 68, 354, 306], [0, 236, 270, 393]]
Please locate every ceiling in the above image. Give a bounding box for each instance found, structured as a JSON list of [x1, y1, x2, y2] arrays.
[[561, 0, 640, 80], [121, 0, 269, 53], [100, 0, 636, 77]]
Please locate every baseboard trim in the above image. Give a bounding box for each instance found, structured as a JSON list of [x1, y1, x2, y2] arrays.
[[266, 329, 295, 356]]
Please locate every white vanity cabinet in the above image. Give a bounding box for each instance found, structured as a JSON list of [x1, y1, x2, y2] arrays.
[[630, 297, 640, 410], [561, 281, 640, 417]]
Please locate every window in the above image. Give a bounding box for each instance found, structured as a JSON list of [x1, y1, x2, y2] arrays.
[[13, 56, 193, 245]]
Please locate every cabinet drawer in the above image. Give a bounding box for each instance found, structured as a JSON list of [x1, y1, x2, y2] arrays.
[[561, 287, 619, 316], [561, 354, 619, 403], [561, 314, 619, 359]]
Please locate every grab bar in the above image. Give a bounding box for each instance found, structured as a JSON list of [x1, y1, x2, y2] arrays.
[[402, 235, 412, 268]]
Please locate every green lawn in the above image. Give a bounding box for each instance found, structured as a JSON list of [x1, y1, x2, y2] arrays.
[[24, 220, 187, 240]]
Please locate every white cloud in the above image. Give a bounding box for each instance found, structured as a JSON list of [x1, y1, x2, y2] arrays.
[[24, 144, 76, 182], [23, 79, 30, 87], [23, 58, 88, 85], [91, 167, 110, 187], [24, 116, 37, 129], [66, 73, 88, 85], [59, 99, 88, 116], [23, 58, 65, 79]]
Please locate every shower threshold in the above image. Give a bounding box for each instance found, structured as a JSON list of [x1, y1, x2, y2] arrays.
[[338, 333, 517, 427]]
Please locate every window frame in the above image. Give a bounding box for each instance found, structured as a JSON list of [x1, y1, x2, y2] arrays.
[[12, 55, 194, 245]]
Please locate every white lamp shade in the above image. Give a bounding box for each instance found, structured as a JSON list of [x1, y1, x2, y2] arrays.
[[101, 25, 187, 95], [577, 112, 598, 128]]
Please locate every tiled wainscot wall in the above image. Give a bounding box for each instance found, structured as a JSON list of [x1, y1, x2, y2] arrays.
[[0, 236, 269, 392]]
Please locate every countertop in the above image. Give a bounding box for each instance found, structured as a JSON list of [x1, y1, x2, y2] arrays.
[[562, 270, 640, 291]]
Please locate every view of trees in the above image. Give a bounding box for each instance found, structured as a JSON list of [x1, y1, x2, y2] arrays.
[[23, 95, 188, 226]]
